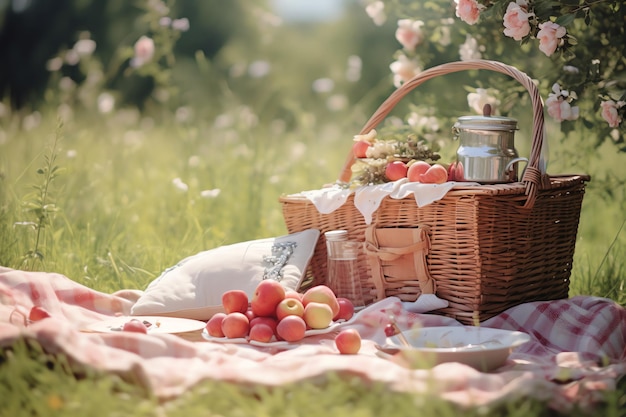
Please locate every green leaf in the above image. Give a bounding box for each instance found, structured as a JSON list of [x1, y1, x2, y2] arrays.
[[555, 13, 577, 27]]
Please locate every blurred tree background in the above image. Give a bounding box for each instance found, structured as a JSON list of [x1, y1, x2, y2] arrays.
[[0, 0, 401, 118], [0, 0, 247, 108]]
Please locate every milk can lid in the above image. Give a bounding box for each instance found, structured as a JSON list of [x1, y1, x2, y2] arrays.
[[454, 115, 518, 131]]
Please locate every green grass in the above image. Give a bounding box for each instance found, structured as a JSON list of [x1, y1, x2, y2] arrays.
[[2, 338, 624, 417], [1, 108, 625, 416]]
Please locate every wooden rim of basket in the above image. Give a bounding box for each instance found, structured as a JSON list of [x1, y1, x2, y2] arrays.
[[338, 59, 549, 209]]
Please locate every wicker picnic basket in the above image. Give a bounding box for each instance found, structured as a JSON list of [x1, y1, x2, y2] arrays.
[[279, 60, 590, 324]]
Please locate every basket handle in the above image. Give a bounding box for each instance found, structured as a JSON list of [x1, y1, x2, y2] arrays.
[[338, 59, 549, 209]]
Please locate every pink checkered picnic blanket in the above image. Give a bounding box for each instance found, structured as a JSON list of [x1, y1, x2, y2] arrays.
[[1, 266, 624, 413]]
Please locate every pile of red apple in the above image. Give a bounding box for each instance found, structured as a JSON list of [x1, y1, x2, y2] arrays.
[[206, 281, 357, 345], [353, 140, 461, 183]]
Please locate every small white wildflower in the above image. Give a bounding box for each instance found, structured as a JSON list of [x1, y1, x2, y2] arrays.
[[66, 149, 77, 158], [312, 78, 335, 93], [365, 1, 386, 26], [248, 60, 271, 78], [354, 129, 377, 144], [172, 178, 189, 192], [159, 16, 172, 27], [59, 77, 76, 91], [64, 49, 80, 66], [200, 189, 221, 198], [22, 112, 42, 131], [73, 39, 96, 56], [366, 141, 396, 159], [46, 57, 63, 72], [175, 106, 193, 123], [563, 65, 579, 74], [214, 113, 234, 129], [97, 92, 115, 114], [269, 175, 280, 184], [467, 88, 500, 114], [459, 34, 482, 61], [346, 55, 362, 82], [408, 113, 440, 131], [188, 155, 200, 167], [290, 142, 307, 159], [172, 18, 190, 32], [326, 94, 348, 111]]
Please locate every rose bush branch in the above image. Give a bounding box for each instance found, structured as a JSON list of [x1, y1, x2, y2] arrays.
[[363, 0, 625, 151]]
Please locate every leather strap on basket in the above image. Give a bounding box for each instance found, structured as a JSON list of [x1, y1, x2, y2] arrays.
[[364, 225, 436, 301], [338, 59, 549, 209]]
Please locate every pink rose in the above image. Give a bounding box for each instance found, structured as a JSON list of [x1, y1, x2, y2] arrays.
[[536, 22, 566, 56], [395, 19, 424, 51], [600, 100, 623, 128], [545, 84, 579, 122], [503, 2, 533, 41], [455, 0, 483, 25]]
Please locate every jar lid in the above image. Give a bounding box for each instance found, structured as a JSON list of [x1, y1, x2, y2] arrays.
[[325, 230, 348, 241], [454, 115, 518, 131]]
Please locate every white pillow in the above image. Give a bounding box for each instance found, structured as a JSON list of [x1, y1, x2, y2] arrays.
[[130, 229, 320, 320]]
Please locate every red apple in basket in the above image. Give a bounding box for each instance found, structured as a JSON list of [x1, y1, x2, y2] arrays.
[[334, 297, 355, 321], [276, 315, 307, 342], [221, 312, 250, 339], [385, 161, 408, 181], [407, 160, 431, 182], [206, 312, 227, 337], [447, 162, 457, 182], [251, 280, 286, 317], [352, 140, 371, 158], [249, 323, 274, 343], [303, 302, 334, 329], [454, 161, 465, 181], [419, 163, 448, 184], [275, 298, 305, 321], [302, 285, 340, 318], [222, 289, 249, 314], [335, 329, 362, 354]]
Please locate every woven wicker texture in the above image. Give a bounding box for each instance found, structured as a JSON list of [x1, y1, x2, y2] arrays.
[[280, 60, 590, 324]]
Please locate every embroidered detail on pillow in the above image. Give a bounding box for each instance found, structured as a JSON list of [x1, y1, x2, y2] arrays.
[[130, 229, 320, 320]]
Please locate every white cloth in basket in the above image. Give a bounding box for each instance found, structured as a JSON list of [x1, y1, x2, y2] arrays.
[[295, 180, 471, 225]]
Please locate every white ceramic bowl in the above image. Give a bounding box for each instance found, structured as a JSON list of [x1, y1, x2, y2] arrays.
[[382, 326, 531, 371]]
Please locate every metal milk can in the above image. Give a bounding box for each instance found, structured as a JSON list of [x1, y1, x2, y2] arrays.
[[453, 115, 528, 183]]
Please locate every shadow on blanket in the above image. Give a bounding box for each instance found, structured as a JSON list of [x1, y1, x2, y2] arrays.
[[1, 266, 625, 413]]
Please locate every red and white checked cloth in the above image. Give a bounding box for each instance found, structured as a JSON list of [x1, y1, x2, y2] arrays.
[[1, 266, 625, 412]]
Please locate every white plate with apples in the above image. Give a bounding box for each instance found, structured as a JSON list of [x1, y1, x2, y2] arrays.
[[201, 316, 356, 348], [201, 281, 359, 348]]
